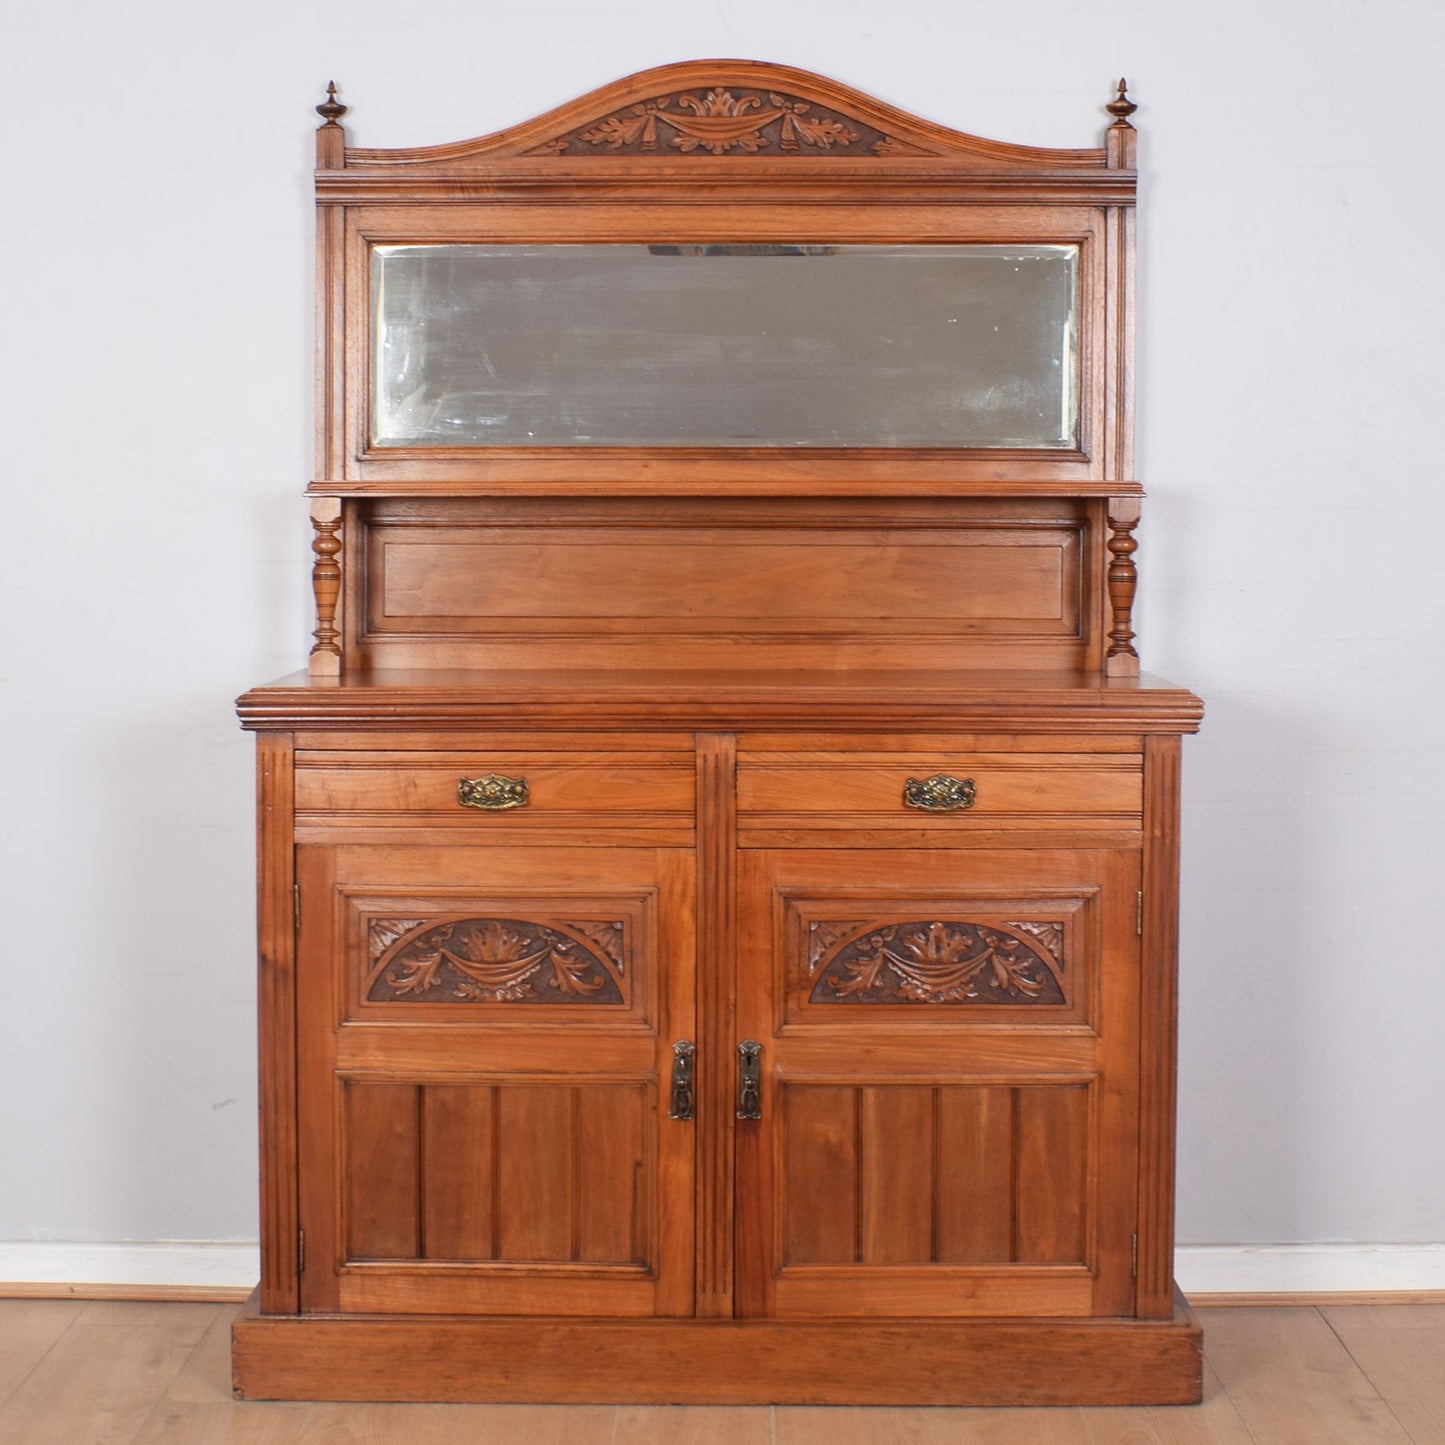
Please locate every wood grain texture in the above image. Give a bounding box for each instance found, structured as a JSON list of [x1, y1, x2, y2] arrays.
[[0, 1299, 82, 1410], [776, 1404, 1095, 1443], [254, 733, 298, 1315], [1078, 1360, 1254, 1443], [1321, 1304, 1445, 1443], [17, 1301, 1445, 1442], [859, 1088, 935, 1263], [616, 1406, 774, 1445], [0, 1302, 218, 1444], [694, 732, 736, 1318], [238, 58, 1200, 1406], [1203, 1306, 1413, 1444], [346, 1083, 420, 1260], [240, 670, 1203, 736], [1138, 734, 1184, 1317], [420, 1085, 496, 1259], [783, 1086, 858, 1266], [737, 844, 1136, 1323], [1014, 1085, 1088, 1264], [496, 1087, 575, 1262], [10, 1300, 1444, 1440], [355, 498, 1089, 671], [936, 1086, 1014, 1263], [231, 1296, 1203, 1404]]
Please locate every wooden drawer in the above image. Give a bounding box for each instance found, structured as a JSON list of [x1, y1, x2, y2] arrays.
[[294, 747, 695, 824], [736, 745, 1141, 830]]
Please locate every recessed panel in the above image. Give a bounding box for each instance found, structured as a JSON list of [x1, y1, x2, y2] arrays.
[[782, 893, 1092, 1026], [781, 1082, 1092, 1269], [342, 891, 655, 1025], [344, 1079, 648, 1267], [371, 529, 1080, 635]]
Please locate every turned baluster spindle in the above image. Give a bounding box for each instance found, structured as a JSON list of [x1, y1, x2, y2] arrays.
[[1105, 501, 1141, 674], [310, 500, 343, 668]]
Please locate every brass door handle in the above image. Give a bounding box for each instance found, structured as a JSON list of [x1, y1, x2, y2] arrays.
[[736, 1040, 762, 1120], [457, 774, 530, 810], [668, 1041, 695, 1121], [903, 774, 977, 812]]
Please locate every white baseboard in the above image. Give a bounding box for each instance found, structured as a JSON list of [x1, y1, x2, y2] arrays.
[[2, 1241, 1443, 1298], [0, 1242, 259, 1292], [1175, 1244, 1445, 1296]]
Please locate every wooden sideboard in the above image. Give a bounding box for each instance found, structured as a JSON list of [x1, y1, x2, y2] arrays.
[[233, 62, 1204, 1405]]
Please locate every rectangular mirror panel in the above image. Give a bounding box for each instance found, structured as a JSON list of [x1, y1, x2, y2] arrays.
[[371, 243, 1078, 449]]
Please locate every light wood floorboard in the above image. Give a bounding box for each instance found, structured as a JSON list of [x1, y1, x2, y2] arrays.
[[1200, 1305, 1415, 1444], [1322, 1304, 1445, 1445], [0, 1301, 218, 1445], [3, 1301, 1445, 1443], [617, 1405, 773, 1444], [776, 1403, 1095, 1442], [1077, 1361, 1255, 1444], [0, 1299, 86, 1411]]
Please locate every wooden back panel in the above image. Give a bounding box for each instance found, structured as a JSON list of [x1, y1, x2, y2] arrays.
[[342, 496, 1105, 671]]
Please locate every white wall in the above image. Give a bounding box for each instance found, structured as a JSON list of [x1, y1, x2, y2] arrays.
[[3, 0, 1442, 1290]]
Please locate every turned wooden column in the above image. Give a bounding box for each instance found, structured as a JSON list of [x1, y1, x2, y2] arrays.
[[308, 497, 342, 675], [1105, 494, 1141, 677]]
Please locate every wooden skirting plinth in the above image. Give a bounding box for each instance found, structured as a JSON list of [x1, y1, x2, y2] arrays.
[[232, 1291, 1203, 1406]]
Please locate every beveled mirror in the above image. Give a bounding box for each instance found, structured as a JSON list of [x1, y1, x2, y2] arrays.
[[370, 242, 1079, 449]]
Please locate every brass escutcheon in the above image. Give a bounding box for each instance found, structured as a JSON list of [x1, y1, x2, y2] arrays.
[[669, 1041, 696, 1121], [457, 774, 530, 811], [903, 774, 977, 812], [736, 1040, 763, 1120]]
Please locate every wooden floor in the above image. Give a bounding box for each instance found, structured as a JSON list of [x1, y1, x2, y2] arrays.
[[0, 1301, 1442, 1443]]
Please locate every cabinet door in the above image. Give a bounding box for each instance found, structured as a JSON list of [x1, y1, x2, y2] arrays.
[[295, 843, 695, 1317], [734, 847, 1140, 1320]]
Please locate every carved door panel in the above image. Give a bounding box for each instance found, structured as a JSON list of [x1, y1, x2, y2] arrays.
[[295, 843, 695, 1317], [733, 847, 1141, 1320]]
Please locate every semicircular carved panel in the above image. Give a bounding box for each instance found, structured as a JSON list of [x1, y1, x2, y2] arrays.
[[808, 918, 1065, 1006], [529, 87, 928, 158], [367, 916, 626, 1004]]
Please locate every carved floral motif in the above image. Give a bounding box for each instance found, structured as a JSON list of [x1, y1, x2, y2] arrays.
[[531, 87, 924, 158], [367, 916, 626, 1004], [808, 919, 1065, 1005]]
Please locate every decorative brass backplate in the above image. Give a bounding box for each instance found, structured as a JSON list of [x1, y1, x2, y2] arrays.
[[669, 1040, 696, 1121], [458, 773, 529, 811], [902, 774, 977, 812], [736, 1040, 763, 1120]]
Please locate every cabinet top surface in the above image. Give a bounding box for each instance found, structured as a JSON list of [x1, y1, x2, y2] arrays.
[[238, 667, 1202, 733]]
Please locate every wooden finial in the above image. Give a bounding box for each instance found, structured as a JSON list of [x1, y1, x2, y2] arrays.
[[1106, 77, 1137, 128], [316, 81, 347, 126]]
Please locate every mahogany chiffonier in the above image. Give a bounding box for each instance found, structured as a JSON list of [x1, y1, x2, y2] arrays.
[[233, 61, 1204, 1405]]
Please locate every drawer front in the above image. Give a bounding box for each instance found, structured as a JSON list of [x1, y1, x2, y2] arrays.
[[294, 748, 695, 824], [736, 747, 1141, 828]]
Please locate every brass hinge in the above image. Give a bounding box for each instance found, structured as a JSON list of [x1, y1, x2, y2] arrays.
[[1131, 1232, 1138, 1278], [297, 1228, 306, 1273], [1136, 890, 1144, 936], [293, 882, 301, 932]]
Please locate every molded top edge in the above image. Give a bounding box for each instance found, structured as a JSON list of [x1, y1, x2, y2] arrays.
[[328, 60, 1120, 172]]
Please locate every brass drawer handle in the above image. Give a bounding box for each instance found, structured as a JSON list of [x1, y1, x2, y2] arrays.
[[457, 774, 529, 811], [736, 1040, 762, 1120], [903, 774, 977, 812], [668, 1041, 696, 1121]]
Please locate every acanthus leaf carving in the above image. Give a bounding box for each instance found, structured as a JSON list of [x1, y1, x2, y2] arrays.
[[808, 919, 1066, 1006], [535, 86, 921, 158], [1004, 919, 1065, 968], [367, 916, 626, 1005]]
